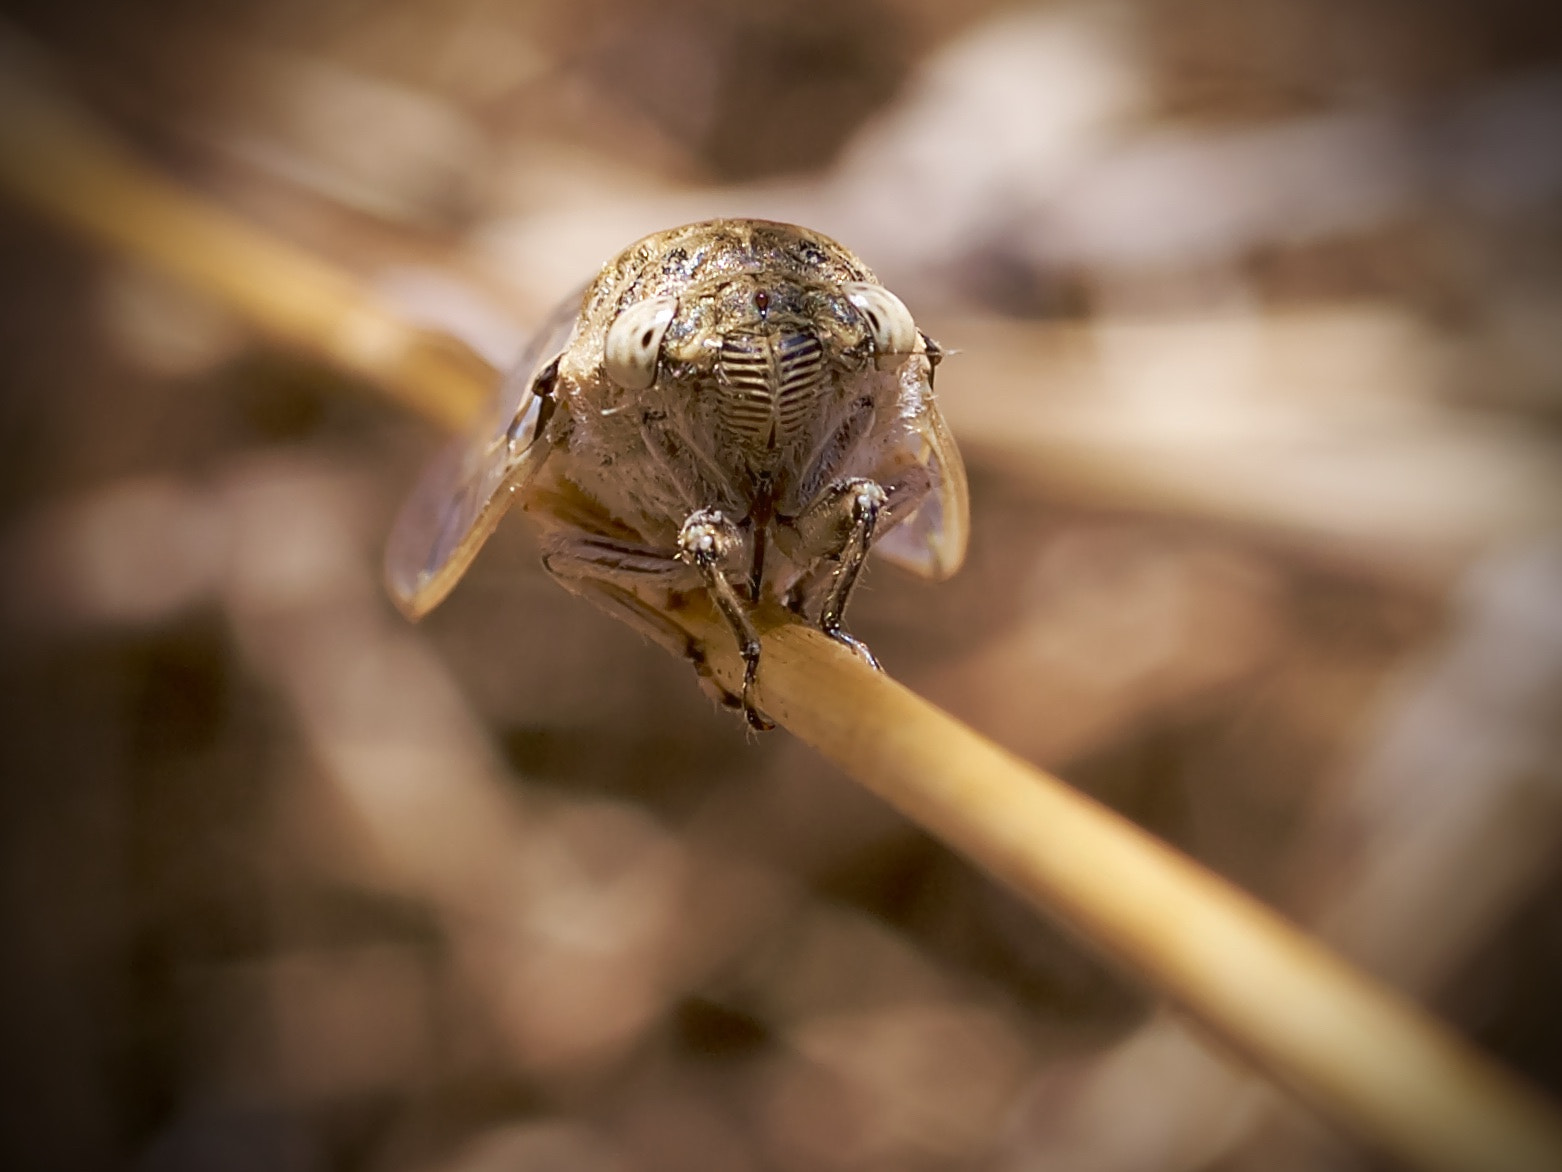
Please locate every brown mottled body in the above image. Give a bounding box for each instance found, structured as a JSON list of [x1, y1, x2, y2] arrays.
[[387, 219, 967, 725]]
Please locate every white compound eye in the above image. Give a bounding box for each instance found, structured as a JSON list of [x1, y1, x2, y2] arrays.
[[845, 282, 917, 360], [603, 296, 677, 390]]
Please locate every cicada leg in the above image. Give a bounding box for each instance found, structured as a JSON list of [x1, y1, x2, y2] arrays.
[[806, 479, 886, 669], [541, 536, 722, 706], [675, 509, 772, 731], [541, 527, 770, 729], [780, 463, 936, 667]]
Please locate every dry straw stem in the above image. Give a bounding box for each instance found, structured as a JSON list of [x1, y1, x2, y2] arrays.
[[704, 615, 1562, 1172], [0, 40, 491, 432], [2, 45, 1560, 1172]]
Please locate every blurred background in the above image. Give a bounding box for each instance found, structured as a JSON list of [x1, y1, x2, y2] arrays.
[[1, 1, 1560, 1169]]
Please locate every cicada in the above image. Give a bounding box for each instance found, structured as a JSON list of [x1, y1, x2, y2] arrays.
[[386, 219, 967, 728]]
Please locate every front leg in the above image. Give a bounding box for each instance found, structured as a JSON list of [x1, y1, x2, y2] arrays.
[[779, 478, 888, 669], [676, 508, 772, 730]]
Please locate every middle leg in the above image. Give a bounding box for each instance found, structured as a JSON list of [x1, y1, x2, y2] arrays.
[[541, 532, 737, 716]]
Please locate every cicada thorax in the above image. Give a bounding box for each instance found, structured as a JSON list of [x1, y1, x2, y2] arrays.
[[713, 326, 832, 469]]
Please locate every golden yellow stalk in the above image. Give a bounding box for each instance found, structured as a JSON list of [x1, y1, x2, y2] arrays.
[[2, 43, 1558, 1172], [702, 615, 1562, 1172]]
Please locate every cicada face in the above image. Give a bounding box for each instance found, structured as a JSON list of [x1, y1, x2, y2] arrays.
[[386, 219, 967, 723]]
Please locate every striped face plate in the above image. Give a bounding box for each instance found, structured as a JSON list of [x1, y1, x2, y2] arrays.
[[715, 328, 827, 451]]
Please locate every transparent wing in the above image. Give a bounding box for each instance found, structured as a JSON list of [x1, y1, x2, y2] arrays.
[[385, 290, 583, 618], [873, 397, 970, 580]]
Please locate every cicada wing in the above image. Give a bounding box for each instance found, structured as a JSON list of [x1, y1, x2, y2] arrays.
[[873, 399, 969, 581], [384, 290, 583, 618]]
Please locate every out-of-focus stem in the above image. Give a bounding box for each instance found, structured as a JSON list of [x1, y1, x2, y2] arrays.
[[0, 38, 492, 431], [1, 40, 1559, 1172], [692, 609, 1562, 1172]]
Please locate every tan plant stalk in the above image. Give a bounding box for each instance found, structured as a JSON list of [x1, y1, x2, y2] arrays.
[[0, 45, 492, 432], [2, 46, 1558, 1172]]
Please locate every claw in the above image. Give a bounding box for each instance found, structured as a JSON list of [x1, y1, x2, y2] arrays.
[[824, 628, 881, 672], [740, 652, 774, 730]]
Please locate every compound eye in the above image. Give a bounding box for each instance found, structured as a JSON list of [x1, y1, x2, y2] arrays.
[[603, 296, 677, 390], [845, 282, 917, 359]]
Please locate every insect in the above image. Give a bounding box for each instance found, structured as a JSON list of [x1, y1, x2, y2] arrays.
[[386, 219, 968, 728]]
